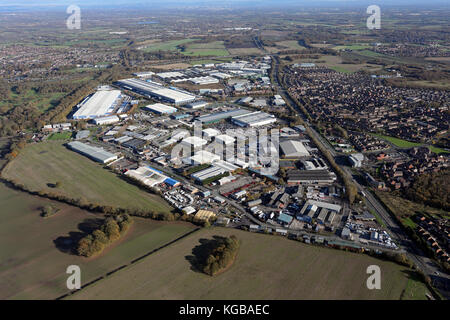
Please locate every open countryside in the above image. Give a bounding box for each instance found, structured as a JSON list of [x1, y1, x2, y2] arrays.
[[0, 183, 195, 299], [69, 228, 429, 300], [1, 141, 173, 214]]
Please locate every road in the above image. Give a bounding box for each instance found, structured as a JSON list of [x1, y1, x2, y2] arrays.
[[270, 52, 450, 299]]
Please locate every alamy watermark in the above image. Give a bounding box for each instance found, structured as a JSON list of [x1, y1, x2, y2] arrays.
[[366, 265, 381, 290], [66, 5, 81, 30], [367, 5, 381, 30], [66, 265, 81, 290]]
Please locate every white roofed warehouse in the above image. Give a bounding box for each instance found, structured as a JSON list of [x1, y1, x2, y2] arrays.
[[143, 103, 178, 115], [72, 89, 122, 120], [231, 111, 277, 127], [93, 115, 120, 125], [181, 136, 208, 153]]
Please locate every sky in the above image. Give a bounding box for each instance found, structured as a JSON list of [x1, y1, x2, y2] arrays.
[[0, 0, 448, 10]]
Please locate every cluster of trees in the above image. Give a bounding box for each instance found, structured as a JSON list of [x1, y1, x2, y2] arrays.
[[76, 214, 133, 257], [404, 168, 450, 211], [40, 204, 59, 218], [3, 138, 27, 162], [199, 235, 240, 276]]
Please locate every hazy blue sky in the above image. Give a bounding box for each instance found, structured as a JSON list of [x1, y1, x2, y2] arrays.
[[0, 0, 448, 10]]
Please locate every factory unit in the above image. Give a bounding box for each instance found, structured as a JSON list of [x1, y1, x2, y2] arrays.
[[116, 78, 196, 105], [191, 160, 237, 182], [231, 111, 277, 127], [301, 158, 328, 170], [184, 150, 220, 165], [280, 140, 310, 158], [93, 115, 120, 125], [143, 103, 178, 114], [125, 166, 167, 187], [215, 134, 235, 145], [181, 136, 208, 151], [299, 200, 342, 216], [188, 76, 219, 85], [73, 89, 122, 120], [185, 101, 209, 109], [133, 71, 155, 78], [202, 128, 221, 140], [287, 170, 337, 185], [349, 153, 364, 168], [67, 141, 118, 164], [196, 108, 252, 124], [191, 166, 228, 182]]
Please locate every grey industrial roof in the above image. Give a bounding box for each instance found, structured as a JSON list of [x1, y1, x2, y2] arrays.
[[197, 108, 252, 123], [67, 141, 117, 163], [280, 140, 310, 157], [117, 78, 195, 103]]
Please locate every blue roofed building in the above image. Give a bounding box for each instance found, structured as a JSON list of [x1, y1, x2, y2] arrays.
[[164, 177, 181, 188], [278, 213, 293, 225]]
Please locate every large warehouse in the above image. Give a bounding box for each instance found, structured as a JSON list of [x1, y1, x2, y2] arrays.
[[196, 108, 252, 124], [72, 89, 122, 120], [231, 111, 277, 127], [115, 78, 196, 105], [280, 140, 310, 158], [67, 141, 118, 163], [143, 103, 178, 114]]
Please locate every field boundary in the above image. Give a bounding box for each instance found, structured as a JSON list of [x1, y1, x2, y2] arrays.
[[55, 227, 201, 300]]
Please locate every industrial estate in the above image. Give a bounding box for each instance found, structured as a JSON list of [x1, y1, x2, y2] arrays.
[[0, 0, 448, 303]]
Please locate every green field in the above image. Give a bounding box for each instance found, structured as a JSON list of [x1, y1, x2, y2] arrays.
[[142, 39, 198, 52], [373, 134, 421, 148], [181, 41, 229, 57], [1, 141, 173, 213], [47, 131, 73, 140], [0, 183, 196, 299], [68, 228, 429, 300], [372, 134, 449, 154], [333, 44, 371, 51]]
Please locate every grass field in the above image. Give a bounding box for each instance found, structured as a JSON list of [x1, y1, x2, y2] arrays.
[[0, 183, 196, 299], [1, 141, 173, 213], [47, 131, 73, 140], [372, 134, 449, 154], [372, 134, 421, 148], [228, 48, 264, 55], [333, 44, 371, 51], [68, 227, 429, 300], [284, 54, 383, 74], [181, 41, 229, 57], [142, 39, 197, 52]]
